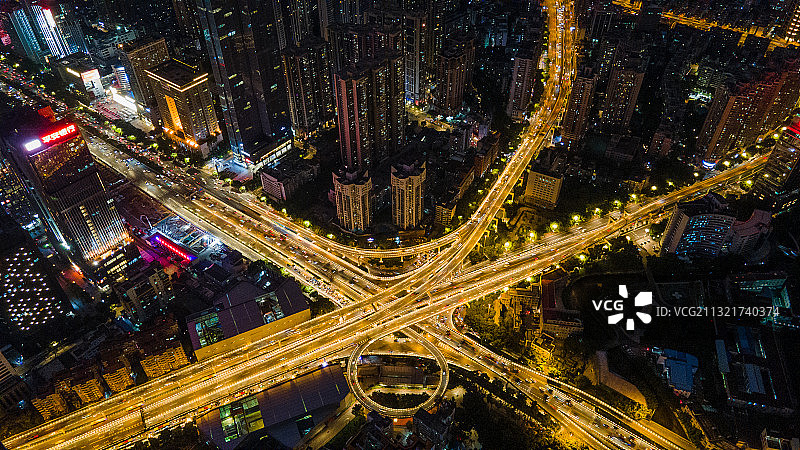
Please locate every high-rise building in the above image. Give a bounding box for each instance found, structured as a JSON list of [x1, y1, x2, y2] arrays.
[[524, 170, 562, 209], [391, 160, 426, 229], [28, 4, 71, 60], [5, 7, 47, 63], [0, 155, 37, 227], [754, 118, 800, 212], [696, 63, 800, 163], [327, 22, 402, 73], [364, 8, 430, 103], [119, 37, 170, 124], [196, 0, 293, 167], [0, 108, 131, 267], [507, 47, 537, 121], [0, 210, 66, 332], [333, 170, 372, 232], [783, 2, 800, 42], [602, 56, 644, 131], [444, 33, 474, 85], [434, 47, 467, 115], [334, 53, 405, 170], [282, 37, 335, 137], [561, 67, 596, 142], [171, 0, 201, 47], [50, 3, 87, 55], [146, 59, 222, 158], [660, 193, 736, 259]]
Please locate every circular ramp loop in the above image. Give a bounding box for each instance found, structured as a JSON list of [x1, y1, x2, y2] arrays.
[[345, 327, 449, 417]]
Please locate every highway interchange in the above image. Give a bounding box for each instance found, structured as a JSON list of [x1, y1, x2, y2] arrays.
[[0, 0, 771, 447]]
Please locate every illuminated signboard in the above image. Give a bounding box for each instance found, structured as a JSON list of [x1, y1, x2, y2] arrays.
[[24, 140, 42, 151], [40, 124, 78, 145], [149, 232, 196, 262]]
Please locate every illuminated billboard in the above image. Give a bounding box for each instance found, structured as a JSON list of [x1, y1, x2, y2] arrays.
[[41, 123, 78, 145]]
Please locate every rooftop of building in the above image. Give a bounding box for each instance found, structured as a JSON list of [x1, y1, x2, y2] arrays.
[[146, 59, 205, 88], [333, 169, 371, 186], [391, 159, 426, 179], [53, 53, 96, 72]]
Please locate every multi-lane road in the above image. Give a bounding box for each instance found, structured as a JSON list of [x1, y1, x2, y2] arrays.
[[0, 0, 770, 446]]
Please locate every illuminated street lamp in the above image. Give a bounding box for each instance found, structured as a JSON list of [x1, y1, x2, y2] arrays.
[[504, 241, 511, 250], [578, 254, 586, 262], [723, 160, 730, 167], [650, 185, 657, 191], [571, 214, 581, 223], [594, 207, 602, 215], [550, 222, 559, 232], [303, 220, 311, 227], [327, 234, 335, 239], [693, 172, 699, 177], [745, 180, 753, 186]]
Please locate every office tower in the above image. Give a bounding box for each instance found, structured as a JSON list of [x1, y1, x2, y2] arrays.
[[146, 59, 222, 158], [50, 3, 87, 55], [282, 37, 335, 137], [119, 37, 170, 124], [197, 0, 293, 167], [506, 47, 537, 120], [524, 170, 563, 209], [6, 7, 47, 63], [754, 118, 800, 212], [28, 4, 71, 59], [660, 193, 736, 259], [0, 210, 66, 332], [391, 160, 425, 229], [327, 23, 402, 72], [334, 53, 405, 170], [696, 64, 800, 163], [171, 0, 201, 46], [333, 170, 372, 232], [562, 67, 597, 142], [0, 108, 130, 267], [602, 56, 644, 131], [434, 47, 467, 115]]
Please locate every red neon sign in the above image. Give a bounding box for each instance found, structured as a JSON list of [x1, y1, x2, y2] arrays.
[[154, 235, 195, 261], [41, 124, 77, 145]]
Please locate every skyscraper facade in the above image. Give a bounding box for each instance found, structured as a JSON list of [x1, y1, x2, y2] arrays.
[[391, 160, 426, 229], [282, 37, 335, 137], [754, 118, 800, 212], [196, 0, 292, 166], [119, 37, 170, 123], [561, 67, 596, 142], [507, 47, 537, 121], [602, 57, 644, 131], [146, 59, 222, 158], [696, 62, 800, 163], [434, 47, 467, 115], [660, 193, 736, 259], [6, 7, 47, 63], [0, 210, 66, 332], [0, 109, 130, 266], [334, 54, 405, 170], [363, 8, 430, 103], [333, 170, 372, 232]]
